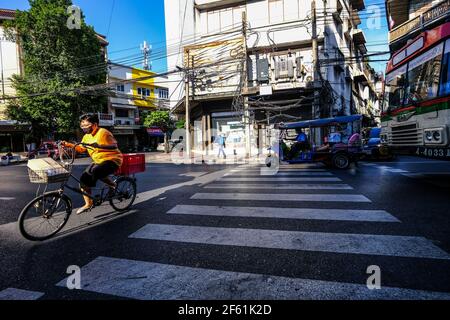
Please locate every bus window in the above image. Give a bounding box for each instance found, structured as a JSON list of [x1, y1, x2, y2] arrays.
[[406, 42, 444, 104], [439, 39, 450, 96], [385, 65, 407, 111]]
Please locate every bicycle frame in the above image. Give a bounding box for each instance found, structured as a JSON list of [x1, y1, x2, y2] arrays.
[[59, 173, 117, 207]]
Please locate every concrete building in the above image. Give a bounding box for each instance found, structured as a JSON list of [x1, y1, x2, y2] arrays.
[[0, 9, 26, 152], [164, 0, 377, 156], [101, 62, 170, 151]]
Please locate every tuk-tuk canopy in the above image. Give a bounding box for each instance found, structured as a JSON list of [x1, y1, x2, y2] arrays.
[[280, 115, 363, 130]]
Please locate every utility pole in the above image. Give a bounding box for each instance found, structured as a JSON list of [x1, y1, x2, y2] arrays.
[[242, 11, 251, 159], [141, 41, 151, 71], [311, 0, 321, 145], [184, 49, 191, 160]]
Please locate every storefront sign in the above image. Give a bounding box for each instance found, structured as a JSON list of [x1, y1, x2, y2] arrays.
[[147, 127, 164, 137], [389, 16, 421, 43], [423, 0, 450, 24], [113, 129, 134, 135]]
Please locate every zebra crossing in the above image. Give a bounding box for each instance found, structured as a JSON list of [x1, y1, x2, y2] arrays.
[[45, 164, 450, 299]]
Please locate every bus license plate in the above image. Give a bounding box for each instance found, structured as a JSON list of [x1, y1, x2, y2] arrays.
[[416, 147, 450, 159]]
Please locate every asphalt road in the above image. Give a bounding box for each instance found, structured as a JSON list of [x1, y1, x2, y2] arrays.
[[0, 156, 449, 300]]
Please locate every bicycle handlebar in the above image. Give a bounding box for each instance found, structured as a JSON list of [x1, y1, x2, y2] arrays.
[[57, 141, 118, 165]]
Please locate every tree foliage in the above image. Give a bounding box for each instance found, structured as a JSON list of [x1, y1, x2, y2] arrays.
[[4, 0, 107, 140], [143, 111, 174, 132]]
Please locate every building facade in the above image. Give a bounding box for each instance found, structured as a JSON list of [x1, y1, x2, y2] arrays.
[[0, 9, 26, 152], [102, 63, 170, 151], [0, 8, 110, 153], [164, 0, 377, 157]]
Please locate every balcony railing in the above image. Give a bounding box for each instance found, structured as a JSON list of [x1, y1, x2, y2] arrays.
[[98, 113, 114, 127], [389, 0, 450, 44]]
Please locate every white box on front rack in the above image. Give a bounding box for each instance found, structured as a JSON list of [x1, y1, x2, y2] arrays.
[[27, 158, 70, 183]]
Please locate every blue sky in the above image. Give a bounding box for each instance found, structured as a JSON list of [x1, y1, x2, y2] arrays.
[[0, 0, 169, 72], [0, 0, 389, 74]]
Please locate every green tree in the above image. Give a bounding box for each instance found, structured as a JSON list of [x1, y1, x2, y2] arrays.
[[144, 111, 174, 153], [4, 0, 107, 141]]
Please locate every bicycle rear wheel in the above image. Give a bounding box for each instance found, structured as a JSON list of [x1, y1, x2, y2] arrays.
[[18, 192, 72, 241], [109, 177, 137, 212]]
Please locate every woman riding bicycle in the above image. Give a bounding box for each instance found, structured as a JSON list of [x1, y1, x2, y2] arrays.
[[62, 113, 123, 215]]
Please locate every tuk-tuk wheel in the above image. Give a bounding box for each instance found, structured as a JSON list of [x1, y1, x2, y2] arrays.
[[332, 153, 350, 169]]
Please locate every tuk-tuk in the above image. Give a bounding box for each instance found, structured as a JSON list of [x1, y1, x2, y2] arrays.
[[273, 115, 363, 169]]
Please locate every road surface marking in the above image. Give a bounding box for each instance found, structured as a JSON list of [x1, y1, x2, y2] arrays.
[[229, 172, 334, 177], [0, 197, 15, 201], [219, 177, 342, 182], [191, 193, 371, 203], [386, 169, 409, 173], [205, 184, 353, 190], [56, 256, 450, 300], [130, 224, 449, 260], [0, 288, 44, 300], [279, 164, 324, 167], [229, 168, 328, 172], [167, 205, 400, 222]]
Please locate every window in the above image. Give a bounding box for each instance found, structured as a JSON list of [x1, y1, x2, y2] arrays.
[[385, 65, 407, 111], [284, 0, 299, 22], [205, 5, 246, 35], [207, 10, 220, 34], [115, 108, 129, 118], [440, 39, 450, 96], [269, 0, 284, 24], [137, 87, 150, 97], [116, 84, 124, 92], [159, 88, 169, 100], [406, 42, 443, 104]]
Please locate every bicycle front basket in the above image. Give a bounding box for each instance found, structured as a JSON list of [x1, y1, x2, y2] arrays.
[[27, 158, 71, 184]]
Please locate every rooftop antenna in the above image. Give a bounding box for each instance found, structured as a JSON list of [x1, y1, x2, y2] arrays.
[[140, 41, 152, 70]]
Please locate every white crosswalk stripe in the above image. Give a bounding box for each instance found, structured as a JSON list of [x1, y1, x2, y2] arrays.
[[167, 205, 400, 222], [229, 168, 328, 172], [219, 177, 342, 182], [0, 288, 44, 300], [191, 193, 371, 202], [227, 172, 334, 176], [55, 256, 450, 300], [129, 224, 449, 260], [51, 164, 450, 299], [205, 184, 354, 190]]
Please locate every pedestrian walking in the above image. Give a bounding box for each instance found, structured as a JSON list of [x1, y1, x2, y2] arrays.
[[216, 133, 227, 159]]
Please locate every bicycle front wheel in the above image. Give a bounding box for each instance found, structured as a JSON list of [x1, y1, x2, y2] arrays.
[[110, 177, 137, 212], [18, 192, 72, 241]]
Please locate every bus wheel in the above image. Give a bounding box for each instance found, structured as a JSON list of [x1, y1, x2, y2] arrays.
[[332, 153, 350, 169]]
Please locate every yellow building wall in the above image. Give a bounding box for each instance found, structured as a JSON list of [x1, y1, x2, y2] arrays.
[[131, 68, 158, 109]]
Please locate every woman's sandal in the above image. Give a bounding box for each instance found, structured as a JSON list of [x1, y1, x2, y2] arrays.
[[76, 204, 94, 215]]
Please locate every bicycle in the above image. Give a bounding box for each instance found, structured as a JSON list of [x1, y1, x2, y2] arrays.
[[18, 142, 139, 241]]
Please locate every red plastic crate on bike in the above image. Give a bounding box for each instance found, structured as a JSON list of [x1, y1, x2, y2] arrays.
[[116, 153, 146, 176]]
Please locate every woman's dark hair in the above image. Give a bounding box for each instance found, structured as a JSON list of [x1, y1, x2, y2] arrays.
[[79, 113, 99, 125]]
